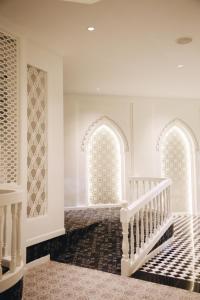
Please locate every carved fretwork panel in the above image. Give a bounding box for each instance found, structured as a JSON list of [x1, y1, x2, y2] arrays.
[[87, 125, 121, 204], [27, 65, 47, 217], [0, 31, 18, 184], [161, 127, 191, 212]]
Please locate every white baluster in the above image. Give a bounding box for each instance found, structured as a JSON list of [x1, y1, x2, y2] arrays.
[[160, 193, 163, 225], [167, 187, 170, 217], [158, 194, 162, 227], [145, 204, 149, 242], [149, 201, 153, 237], [162, 189, 166, 221], [2, 206, 7, 257], [141, 209, 144, 248], [136, 212, 140, 254], [130, 216, 135, 260], [149, 180, 152, 191], [130, 179, 133, 203], [153, 197, 157, 232], [136, 180, 139, 199], [168, 187, 171, 216], [157, 196, 160, 228], [10, 204, 17, 272], [142, 180, 145, 195], [16, 203, 22, 266], [0, 207, 3, 279], [122, 221, 129, 261]]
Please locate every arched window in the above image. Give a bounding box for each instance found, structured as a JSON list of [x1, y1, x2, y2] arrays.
[[161, 126, 194, 213], [87, 125, 122, 204]]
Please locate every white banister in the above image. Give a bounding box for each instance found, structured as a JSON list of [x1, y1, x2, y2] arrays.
[[153, 197, 157, 232], [10, 204, 17, 272], [141, 208, 144, 247], [16, 202, 22, 266], [145, 205, 149, 243], [130, 217, 134, 260], [0, 207, 3, 280], [3, 206, 7, 257], [136, 212, 139, 254], [0, 189, 23, 293], [120, 177, 173, 276]]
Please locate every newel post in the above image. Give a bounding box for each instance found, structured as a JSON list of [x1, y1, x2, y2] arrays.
[[120, 202, 130, 276]]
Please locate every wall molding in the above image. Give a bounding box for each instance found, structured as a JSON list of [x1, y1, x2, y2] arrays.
[[81, 115, 129, 152], [64, 203, 124, 210], [156, 118, 200, 152], [26, 228, 65, 247]]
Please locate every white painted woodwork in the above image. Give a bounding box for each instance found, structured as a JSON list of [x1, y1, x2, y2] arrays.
[[120, 177, 172, 276], [0, 208, 3, 280], [0, 189, 23, 293], [3, 206, 7, 257]]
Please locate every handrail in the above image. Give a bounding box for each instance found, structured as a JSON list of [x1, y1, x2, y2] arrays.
[[120, 177, 172, 276], [0, 190, 22, 206], [127, 179, 171, 220], [129, 177, 165, 203], [129, 177, 166, 181]]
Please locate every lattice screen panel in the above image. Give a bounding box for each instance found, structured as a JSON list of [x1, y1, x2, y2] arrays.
[[27, 65, 47, 217], [87, 125, 121, 204], [0, 31, 18, 184], [161, 127, 191, 212]]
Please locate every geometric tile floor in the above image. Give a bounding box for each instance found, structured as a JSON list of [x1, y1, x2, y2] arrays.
[[134, 215, 200, 293]]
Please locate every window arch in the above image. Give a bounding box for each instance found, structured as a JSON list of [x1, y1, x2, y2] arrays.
[[87, 125, 122, 204], [82, 116, 128, 205], [158, 119, 198, 213]]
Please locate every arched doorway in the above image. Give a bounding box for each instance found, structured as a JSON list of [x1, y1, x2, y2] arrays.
[[82, 116, 128, 205], [87, 125, 122, 204], [158, 120, 198, 214]]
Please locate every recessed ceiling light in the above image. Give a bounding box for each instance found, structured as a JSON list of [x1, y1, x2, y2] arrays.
[[87, 26, 95, 31], [176, 37, 192, 45], [177, 64, 184, 68]]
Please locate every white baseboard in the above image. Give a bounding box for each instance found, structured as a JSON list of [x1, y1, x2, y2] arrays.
[[25, 255, 50, 272], [26, 227, 65, 247], [64, 203, 123, 210]]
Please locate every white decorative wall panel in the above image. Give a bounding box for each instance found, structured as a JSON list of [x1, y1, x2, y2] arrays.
[[27, 65, 47, 217], [87, 125, 121, 204], [161, 127, 191, 212], [0, 31, 18, 184]]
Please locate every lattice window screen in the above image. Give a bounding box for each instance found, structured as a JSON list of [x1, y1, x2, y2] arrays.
[[87, 125, 121, 204], [27, 65, 47, 217], [161, 127, 191, 212], [0, 31, 18, 184]]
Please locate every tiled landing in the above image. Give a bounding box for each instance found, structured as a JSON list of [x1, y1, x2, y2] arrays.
[[133, 215, 200, 293]]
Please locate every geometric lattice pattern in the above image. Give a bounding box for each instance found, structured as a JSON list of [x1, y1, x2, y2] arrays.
[[27, 65, 47, 217], [161, 127, 191, 212], [87, 125, 121, 204], [0, 31, 18, 184]]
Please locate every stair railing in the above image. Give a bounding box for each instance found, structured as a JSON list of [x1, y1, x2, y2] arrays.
[[120, 178, 173, 276], [0, 190, 23, 293]]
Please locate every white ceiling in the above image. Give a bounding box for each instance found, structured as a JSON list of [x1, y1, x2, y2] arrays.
[[0, 0, 200, 98]]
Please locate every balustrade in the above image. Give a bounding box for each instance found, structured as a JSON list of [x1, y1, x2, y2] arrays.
[[121, 178, 173, 276], [0, 190, 23, 293]]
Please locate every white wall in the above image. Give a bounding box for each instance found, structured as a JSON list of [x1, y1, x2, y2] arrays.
[[64, 94, 200, 213], [25, 40, 64, 246], [64, 94, 133, 207], [0, 17, 65, 253]]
